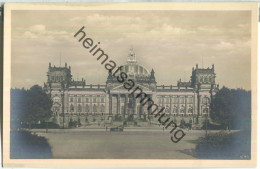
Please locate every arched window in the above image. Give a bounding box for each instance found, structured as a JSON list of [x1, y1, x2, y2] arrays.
[[101, 97, 105, 103], [70, 97, 73, 102], [158, 97, 162, 104], [200, 76, 203, 82], [179, 97, 184, 104], [93, 98, 96, 102], [78, 104, 82, 112], [137, 105, 140, 114], [93, 104, 97, 112], [188, 107, 193, 113], [53, 107, 59, 115], [101, 105, 105, 112], [70, 104, 74, 112], [165, 106, 170, 113], [53, 96, 60, 103], [202, 97, 210, 104], [180, 105, 185, 113], [203, 108, 209, 113], [85, 104, 90, 113], [175, 97, 178, 103], [173, 105, 178, 113], [166, 97, 170, 104], [204, 76, 208, 83]]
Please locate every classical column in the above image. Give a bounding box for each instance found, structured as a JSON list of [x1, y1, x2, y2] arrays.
[[193, 93, 196, 116], [64, 91, 68, 113], [136, 95, 141, 119], [124, 94, 128, 118], [75, 96, 78, 115], [109, 94, 112, 115], [140, 95, 143, 119], [105, 94, 109, 115], [208, 97, 211, 116], [117, 94, 120, 115], [198, 95, 201, 116], [133, 94, 137, 116], [185, 96, 188, 115], [147, 94, 152, 117], [57, 109, 60, 125], [170, 96, 172, 115], [162, 96, 165, 107], [90, 96, 93, 115], [97, 103, 100, 115], [177, 95, 180, 116], [127, 94, 130, 117]]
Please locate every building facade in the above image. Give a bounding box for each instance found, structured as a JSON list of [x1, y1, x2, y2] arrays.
[[44, 48, 218, 126]]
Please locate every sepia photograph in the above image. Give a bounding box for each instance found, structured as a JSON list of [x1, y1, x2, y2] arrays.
[[2, 2, 258, 167]]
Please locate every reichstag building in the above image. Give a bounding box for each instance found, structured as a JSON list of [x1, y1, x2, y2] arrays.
[[44, 48, 218, 126]]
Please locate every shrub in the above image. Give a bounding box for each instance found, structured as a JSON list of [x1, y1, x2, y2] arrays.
[[201, 122, 225, 130], [77, 118, 81, 126], [10, 130, 52, 159], [195, 131, 251, 159], [33, 122, 60, 129], [13, 121, 60, 129], [69, 119, 77, 128], [85, 118, 89, 123], [180, 119, 186, 128]]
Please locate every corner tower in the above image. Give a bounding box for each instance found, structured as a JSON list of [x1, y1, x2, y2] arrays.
[[191, 64, 216, 90], [45, 62, 72, 89]]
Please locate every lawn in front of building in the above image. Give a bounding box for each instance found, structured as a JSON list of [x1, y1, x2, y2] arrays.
[[33, 128, 207, 159]]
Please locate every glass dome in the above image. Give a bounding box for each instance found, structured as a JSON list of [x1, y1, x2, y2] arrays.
[[122, 64, 149, 76], [121, 47, 150, 77]]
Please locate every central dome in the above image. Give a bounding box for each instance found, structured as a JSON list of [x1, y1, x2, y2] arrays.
[[122, 64, 149, 76], [122, 48, 149, 77]]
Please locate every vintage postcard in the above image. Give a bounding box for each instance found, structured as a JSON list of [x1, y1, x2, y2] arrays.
[[2, 2, 258, 167]]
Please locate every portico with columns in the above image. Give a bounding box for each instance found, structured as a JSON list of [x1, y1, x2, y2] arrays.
[[107, 90, 154, 119]]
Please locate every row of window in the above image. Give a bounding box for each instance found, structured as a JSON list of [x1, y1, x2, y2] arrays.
[[162, 106, 209, 114], [50, 75, 64, 81], [70, 104, 105, 113], [159, 105, 194, 113], [199, 75, 214, 83], [157, 97, 210, 104], [202, 97, 210, 104], [157, 97, 194, 104], [68, 105, 209, 114], [69, 97, 105, 103]]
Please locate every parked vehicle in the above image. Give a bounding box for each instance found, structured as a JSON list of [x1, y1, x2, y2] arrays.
[[110, 125, 124, 132]]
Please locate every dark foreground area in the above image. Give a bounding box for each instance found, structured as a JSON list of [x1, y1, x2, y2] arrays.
[[10, 128, 250, 159], [196, 130, 251, 159], [10, 130, 52, 159]]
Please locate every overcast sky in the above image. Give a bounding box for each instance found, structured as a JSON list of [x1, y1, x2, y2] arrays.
[[11, 10, 251, 90]]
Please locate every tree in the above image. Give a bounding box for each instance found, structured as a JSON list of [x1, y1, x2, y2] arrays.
[[26, 85, 53, 125], [210, 87, 251, 130], [11, 88, 27, 129], [11, 85, 53, 129], [231, 88, 251, 130]]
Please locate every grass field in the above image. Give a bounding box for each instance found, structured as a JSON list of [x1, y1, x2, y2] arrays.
[[32, 127, 210, 159]]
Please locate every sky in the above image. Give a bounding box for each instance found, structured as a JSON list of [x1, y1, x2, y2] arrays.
[[11, 10, 251, 90]]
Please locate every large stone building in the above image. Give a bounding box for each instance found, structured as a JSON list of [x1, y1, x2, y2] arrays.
[[44, 48, 218, 126]]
